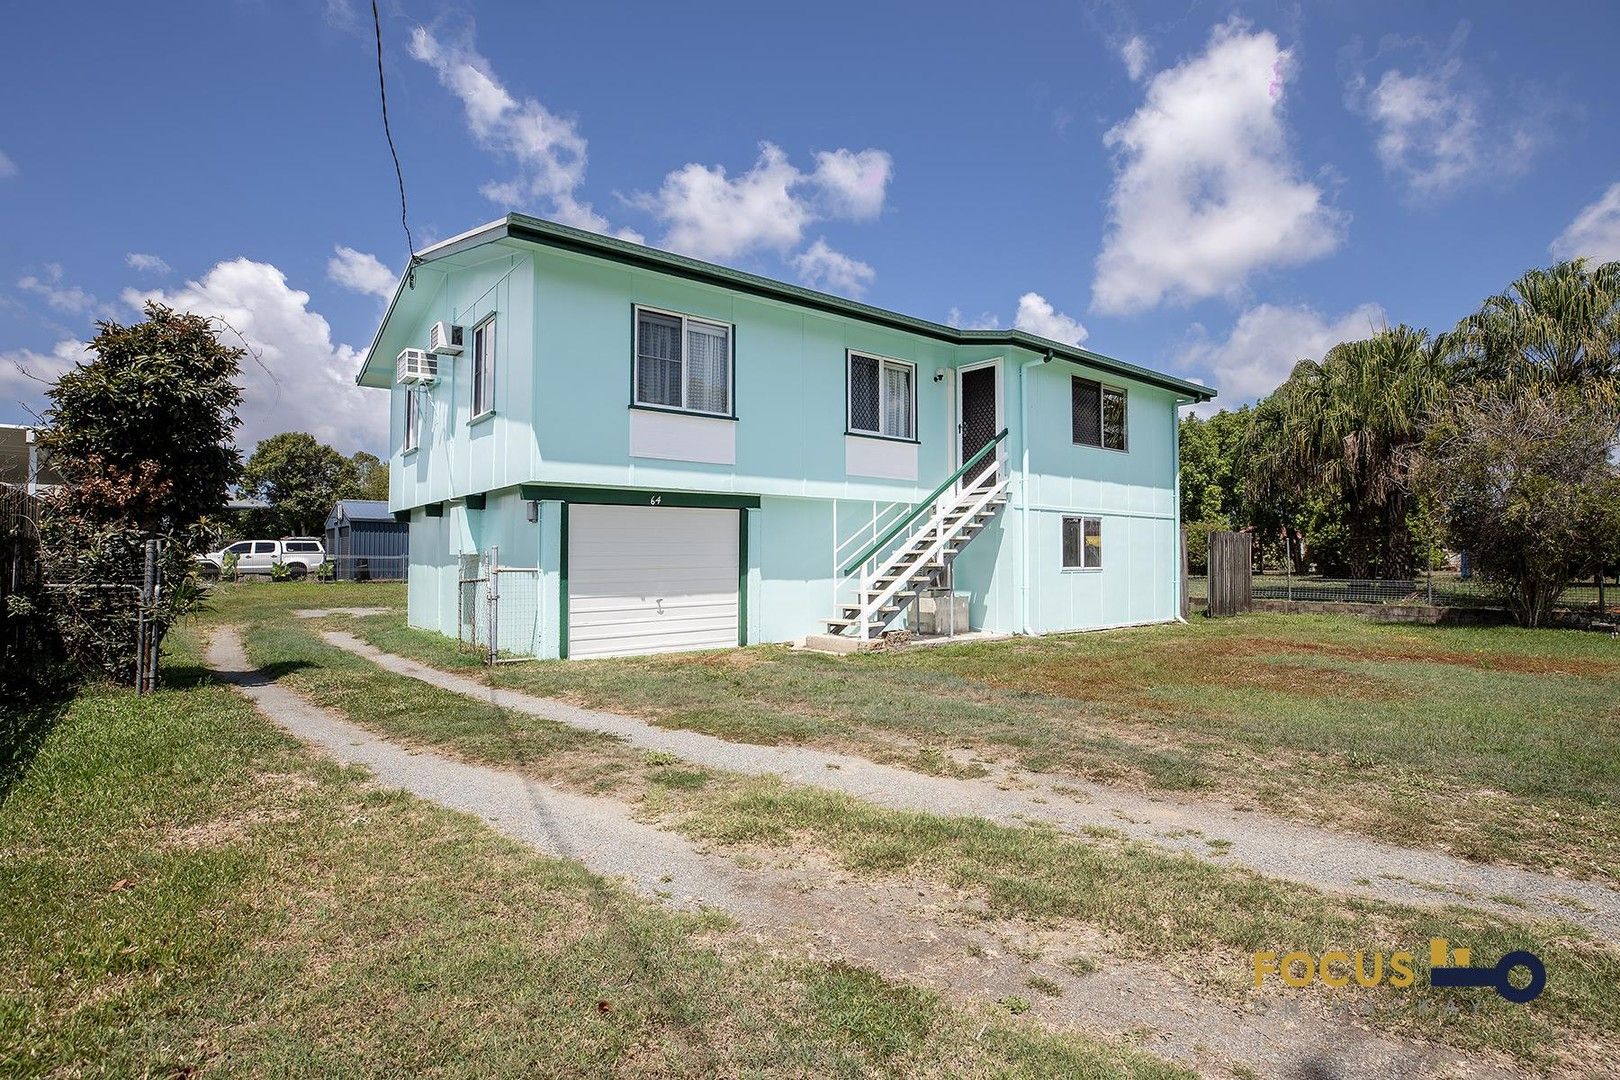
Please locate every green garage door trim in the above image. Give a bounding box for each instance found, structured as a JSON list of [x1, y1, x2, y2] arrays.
[[519, 484, 760, 510]]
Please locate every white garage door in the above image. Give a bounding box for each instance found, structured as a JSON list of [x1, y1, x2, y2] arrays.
[[568, 505, 740, 659]]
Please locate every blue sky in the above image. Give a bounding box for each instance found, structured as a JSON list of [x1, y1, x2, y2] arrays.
[[3, 0, 1618, 452]]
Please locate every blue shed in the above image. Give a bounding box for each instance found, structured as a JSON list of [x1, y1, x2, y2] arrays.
[[324, 499, 409, 580]]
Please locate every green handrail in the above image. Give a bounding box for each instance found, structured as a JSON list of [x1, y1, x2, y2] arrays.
[[842, 428, 1008, 576]]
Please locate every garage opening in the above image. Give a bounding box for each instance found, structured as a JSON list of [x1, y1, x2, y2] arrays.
[[567, 504, 741, 659]]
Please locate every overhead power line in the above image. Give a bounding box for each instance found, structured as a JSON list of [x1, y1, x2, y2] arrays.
[[371, 0, 418, 288]]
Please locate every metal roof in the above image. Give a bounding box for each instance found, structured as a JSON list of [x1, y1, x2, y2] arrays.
[[327, 498, 397, 525], [355, 214, 1217, 403]]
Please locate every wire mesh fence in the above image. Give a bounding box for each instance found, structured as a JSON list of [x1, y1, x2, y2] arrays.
[[320, 554, 407, 582], [1187, 571, 1614, 611], [456, 549, 540, 663]]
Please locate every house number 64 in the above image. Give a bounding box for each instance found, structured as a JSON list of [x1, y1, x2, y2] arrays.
[[650, 495, 662, 505]]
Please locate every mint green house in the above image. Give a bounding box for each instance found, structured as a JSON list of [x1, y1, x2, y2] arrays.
[[355, 215, 1214, 659]]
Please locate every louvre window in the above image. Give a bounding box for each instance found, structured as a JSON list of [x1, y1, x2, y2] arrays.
[[1062, 516, 1103, 569], [471, 317, 496, 418], [403, 388, 419, 451], [634, 307, 732, 415], [848, 351, 916, 439], [1072, 377, 1127, 451]]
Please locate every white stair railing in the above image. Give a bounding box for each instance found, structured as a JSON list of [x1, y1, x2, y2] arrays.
[[850, 462, 1008, 638]]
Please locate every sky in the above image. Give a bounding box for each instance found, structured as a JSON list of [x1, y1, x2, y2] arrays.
[[3, 0, 1619, 453]]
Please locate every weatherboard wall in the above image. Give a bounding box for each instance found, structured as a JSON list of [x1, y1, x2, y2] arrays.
[[386, 243, 1190, 645]]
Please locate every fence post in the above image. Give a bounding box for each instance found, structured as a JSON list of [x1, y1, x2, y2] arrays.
[[1178, 526, 1189, 620], [138, 539, 157, 694], [1286, 531, 1293, 602], [485, 547, 500, 667], [1427, 538, 1434, 606]]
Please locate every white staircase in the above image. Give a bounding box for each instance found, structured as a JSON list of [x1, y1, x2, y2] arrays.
[[825, 455, 1010, 639]]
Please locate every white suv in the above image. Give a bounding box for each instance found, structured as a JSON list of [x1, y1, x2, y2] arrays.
[[198, 537, 326, 580]]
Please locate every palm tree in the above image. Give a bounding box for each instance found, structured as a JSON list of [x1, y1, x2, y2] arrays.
[[1258, 325, 1450, 578], [1455, 259, 1620, 394]]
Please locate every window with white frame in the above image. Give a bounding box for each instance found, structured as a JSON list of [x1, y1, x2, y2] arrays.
[[1061, 516, 1102, 569], [1071, 377, 1127, 451], [403, 389, 419, 451], [471, 316, 496, 418], [634, 307, 732, 416], [847, 351, 916, 440]]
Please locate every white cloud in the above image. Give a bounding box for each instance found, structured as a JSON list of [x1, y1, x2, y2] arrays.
[[0, 150, 16, 179], [1344, 26, 1551, 200], [125, 252, 170, 275], [1013, 292, 1089, 345], [637, 143, 809, 261], [0, 339, 86, 415], [945, 307, 997, 331], [407, 26, 640, 242], [793, 239, 876, 297], [635, 141, 893, 262], [17, 265, 106, 317], [1092, 20, 1345, 315], [327, 245, 395, 299], [1358, 65, 1482, 197], [1177, 301, 1385, 407], [1551, 182, 1620, 263], [125, 259, 381, 453], [944, 294, 1087, 345], [809, 149, 893, 220], [1119, 36, 1151, 81]]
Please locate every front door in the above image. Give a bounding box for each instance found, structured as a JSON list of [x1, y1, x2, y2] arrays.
[[958, 364, 999, 474]]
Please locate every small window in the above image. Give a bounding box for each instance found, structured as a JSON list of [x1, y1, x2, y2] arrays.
[[1061, 516, 1103, 570], [634, 306, 732, 416], [847, 351, 916, 440], [403, 388, 419, 451], [471, 317, 496, 418], [1072, 377, 1127, 451]]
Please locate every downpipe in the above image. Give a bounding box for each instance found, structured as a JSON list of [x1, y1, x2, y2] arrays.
[[1019, 350, 1053, 636], [1173, 393, 1191, 624]]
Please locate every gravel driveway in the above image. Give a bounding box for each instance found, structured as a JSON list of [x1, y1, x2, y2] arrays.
[[321, 628, 1620, 945], [209, 625, 1519, 1080]]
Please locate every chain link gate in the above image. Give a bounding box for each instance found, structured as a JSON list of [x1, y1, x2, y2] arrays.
[[457, 547, 541, 664]]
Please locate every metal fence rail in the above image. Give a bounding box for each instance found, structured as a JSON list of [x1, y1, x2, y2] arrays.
[[320, 554, 407, 582], [1187, 572, 1613, 611]]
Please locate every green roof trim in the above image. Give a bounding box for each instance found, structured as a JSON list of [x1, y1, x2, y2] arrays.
[[357, 213, 1215, 402]]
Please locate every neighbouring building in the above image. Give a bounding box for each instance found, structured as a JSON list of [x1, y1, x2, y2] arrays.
[[324, 498, 409, 580], [354, 215, 1215, 659], [0, 423, 65, 495]]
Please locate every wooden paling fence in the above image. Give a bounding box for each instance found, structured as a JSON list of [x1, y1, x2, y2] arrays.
[[1206, 531, 1253, 617]]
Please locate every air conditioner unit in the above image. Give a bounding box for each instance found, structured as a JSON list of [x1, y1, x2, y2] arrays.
[[396, 348, 439, 386], [428, 321, 464, 355]]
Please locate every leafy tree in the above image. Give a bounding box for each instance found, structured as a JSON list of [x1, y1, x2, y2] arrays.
[[40, 304, 241, 534], [347, 451, 389, 501], [1454, 259, 1620, 394], [241, 433, 347, 536], [241, 435, 390, 537], [36, 303, 242, 682], [1418, 384, 1620, 626], [1256, 326, 1450, 578], [1179, 408, 1249, 524]]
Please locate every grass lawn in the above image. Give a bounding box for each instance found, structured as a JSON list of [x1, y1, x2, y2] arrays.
[[286, 582, 1620, 884], [0, 621, 1188, 1079], [198, 584, 1620, 1070]]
